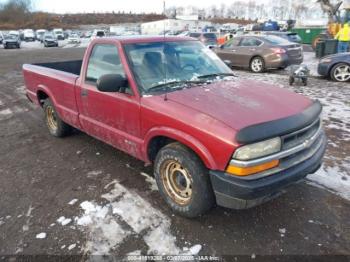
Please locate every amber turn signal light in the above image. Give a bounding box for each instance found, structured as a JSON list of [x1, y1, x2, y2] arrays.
[[226, 160, 279, 176]]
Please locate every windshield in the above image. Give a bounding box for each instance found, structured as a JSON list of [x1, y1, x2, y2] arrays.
[[287, 33, 301, 41], [5, 35, 17, 40], [203, 33, 217, 40], [189, 33, 201, 38], [124, 40, 233, 94], [264, 35, 291, 45]]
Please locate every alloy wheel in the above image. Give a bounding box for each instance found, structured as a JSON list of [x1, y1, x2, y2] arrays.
[[333, 65, 350, 82]]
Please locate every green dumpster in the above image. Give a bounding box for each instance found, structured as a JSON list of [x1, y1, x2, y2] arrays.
[[324, 39, 338, 56], [291, 27, 326, 45], [315, 41, 325, 58]]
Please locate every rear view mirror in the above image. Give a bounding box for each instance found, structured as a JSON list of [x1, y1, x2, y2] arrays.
[[224, 60, 232, 68], [97, 74, 127, 93]]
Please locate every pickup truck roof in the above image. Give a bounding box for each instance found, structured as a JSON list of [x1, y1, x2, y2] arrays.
[[94, 35, 194, 44]]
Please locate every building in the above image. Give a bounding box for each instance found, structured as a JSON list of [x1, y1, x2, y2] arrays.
[[141, 19, 212, 35]]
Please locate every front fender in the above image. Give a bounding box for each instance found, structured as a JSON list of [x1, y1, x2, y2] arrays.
[[143, 126, 217, 170]]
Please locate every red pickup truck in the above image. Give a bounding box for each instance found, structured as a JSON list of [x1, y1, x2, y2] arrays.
[[23, 36, 326, 217]]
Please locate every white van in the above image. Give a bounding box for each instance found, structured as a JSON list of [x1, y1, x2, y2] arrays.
[[53, 29, 65, 40], [23, 29, 35, 42]]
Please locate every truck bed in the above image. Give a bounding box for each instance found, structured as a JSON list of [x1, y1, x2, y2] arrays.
[[23, 60, 82, 129], [33, 60, 82, 76]]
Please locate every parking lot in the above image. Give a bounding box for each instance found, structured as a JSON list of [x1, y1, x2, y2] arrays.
[[0, 45, 349, 260]]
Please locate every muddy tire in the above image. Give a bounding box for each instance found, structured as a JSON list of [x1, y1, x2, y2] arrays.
[[154, 142, 215, 218], [43, 99, 72, 137], [250, 56, 265, 73], [302, 78, 308, 86], [289, 76, 294, 86]]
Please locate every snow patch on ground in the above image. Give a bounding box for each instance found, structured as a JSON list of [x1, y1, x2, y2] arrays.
[[140, 172, 158, 191], [0, 108, 13, 116], [36, 232, 46, 239], [57, 216, 72, 226], [68, 243, 76, 250], [71, 180, 201, 256], [87, 170, 103, 178], [307, 165, 350, 201], [68, 199, 79, 205]]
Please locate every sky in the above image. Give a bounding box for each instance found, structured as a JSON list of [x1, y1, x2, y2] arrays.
[[25, 0, 268, 14]]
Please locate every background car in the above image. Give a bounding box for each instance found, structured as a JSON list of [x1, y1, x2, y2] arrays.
[[43, 34, 58, 47], [23, 29, 35, 42], [214, 35, 303, 73], [3, 34, 21, 49], [318, 52, 350, 82], [9, 30, 20, 37], [53, 28, 65, 40], [264, 31, 302, 44], [0, 31, 3, 44], [67, 33, 81, 44], [91, 29, 106, 40], [36, 29, 46, 42]]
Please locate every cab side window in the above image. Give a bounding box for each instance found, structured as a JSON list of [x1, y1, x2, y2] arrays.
[[239, 38, 262, 47], [86, 44, 131, 93]]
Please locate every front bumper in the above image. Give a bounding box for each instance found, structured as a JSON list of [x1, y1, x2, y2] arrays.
[[209, 129, 327, 210], [4, 42, 19, 48], [267, 54, 303, 69], [317, 63, 330, 77], [45, 41, 58, 47]]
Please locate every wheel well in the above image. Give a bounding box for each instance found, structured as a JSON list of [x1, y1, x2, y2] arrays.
[[147, 136, 176, 162], [37, 91, 49, 107]]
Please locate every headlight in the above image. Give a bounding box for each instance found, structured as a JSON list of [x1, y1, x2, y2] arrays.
[[320, 58, 332, 63], [233, 137, 281, 161]]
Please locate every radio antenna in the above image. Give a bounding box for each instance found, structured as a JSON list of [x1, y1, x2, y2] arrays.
[[163, 0, 168, 101]]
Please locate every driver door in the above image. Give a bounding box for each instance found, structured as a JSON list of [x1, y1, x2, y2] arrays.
[[215, 37, 241, 66], [76, 43, 142, 159]]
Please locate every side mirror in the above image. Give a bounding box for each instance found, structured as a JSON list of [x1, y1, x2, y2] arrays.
[[224, 60, 232, 68], [96, 74, 127, 93]]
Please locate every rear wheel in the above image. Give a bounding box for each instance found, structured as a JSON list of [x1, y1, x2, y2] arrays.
[[250, 56, 265, 73], [43, 99, 72, 137], [154, 142, 215, 218], [289, 76, 294, 86], [302, 78, 308, 86], [330, 63, 350, 82]]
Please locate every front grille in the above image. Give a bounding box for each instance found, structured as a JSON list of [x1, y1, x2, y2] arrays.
[[237, 118, 325, 181], [282, 119, 321, 150]]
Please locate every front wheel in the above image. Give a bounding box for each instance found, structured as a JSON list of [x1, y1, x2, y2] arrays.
[[330, 63, 350, 82], [43, 99, 72, 137], [154, 142, 215, 218], [250, 57, 265, 73]]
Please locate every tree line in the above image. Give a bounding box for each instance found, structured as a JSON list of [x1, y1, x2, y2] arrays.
[[0, 0, 325, 30], [0, 0, 165, 30]]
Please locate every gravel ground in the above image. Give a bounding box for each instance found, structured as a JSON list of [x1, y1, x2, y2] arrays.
[[0, 46, 349, 261]]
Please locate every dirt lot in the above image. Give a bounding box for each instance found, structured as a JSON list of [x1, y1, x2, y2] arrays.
[[0, 47, 349, 261]]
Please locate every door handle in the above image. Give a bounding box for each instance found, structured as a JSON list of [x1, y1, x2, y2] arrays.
[[231, 49, 237, 52], [81, 89, 88, 97], [250, 48, 256, 51]]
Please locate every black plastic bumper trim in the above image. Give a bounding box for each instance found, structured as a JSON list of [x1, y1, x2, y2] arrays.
[[236, 100, 322, 144], [209, 135, 326, 207]]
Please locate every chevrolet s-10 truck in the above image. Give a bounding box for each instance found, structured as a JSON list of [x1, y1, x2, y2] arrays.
[[23, 36, 327, 217]]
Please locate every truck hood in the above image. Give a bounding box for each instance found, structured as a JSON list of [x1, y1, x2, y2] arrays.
[[166, 79, 312, 132]]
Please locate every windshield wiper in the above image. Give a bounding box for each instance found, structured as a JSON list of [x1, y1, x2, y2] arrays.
[[197, 73, 236, 79], [147, 80, 204, 93]]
